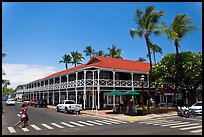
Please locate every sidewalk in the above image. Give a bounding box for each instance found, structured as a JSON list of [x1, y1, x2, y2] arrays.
[[80, 109, 177, 121], [47, 105, 177, 121]]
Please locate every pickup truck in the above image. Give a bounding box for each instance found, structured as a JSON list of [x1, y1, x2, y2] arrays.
[[56, 100, 82, 114]]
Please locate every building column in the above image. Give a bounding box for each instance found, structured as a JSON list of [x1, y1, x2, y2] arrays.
[[92, 70, 95, 109], [47, 79, 50, 104], [52, 91, 55, 105], [97, 69, 100, 110], [53, 78, 55, 105], [83, 70, 86, 110], [66, 74, 69, 100], [59, 77, 61, 103], [131, 73, 134, 102], [75, 72, 78, 104], [66, 89, 68, 100], [113, 71, 115, 107]]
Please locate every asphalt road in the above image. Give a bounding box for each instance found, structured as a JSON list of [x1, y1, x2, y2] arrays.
[[2, 101, 202, 135]]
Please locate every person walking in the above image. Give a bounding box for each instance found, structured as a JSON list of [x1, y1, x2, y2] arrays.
[[24, 103, 29, 127], [15, 104, 27, 128]]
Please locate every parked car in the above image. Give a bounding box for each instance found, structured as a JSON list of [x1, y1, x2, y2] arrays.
[[56, 100, 82, 114], [34, 99, 47, 108], [28, 99, 36, 106], [189, 101, 202, 115], [6, 98, 15, 106]]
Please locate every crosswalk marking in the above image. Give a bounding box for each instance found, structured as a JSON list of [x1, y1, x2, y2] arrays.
[[94, 120, 112, 125], [160, 122, 190, 127], [171, 123, 199, 128], [110, 119, 127, 124], [102, 120, 120, 124], [41, 124, 53, 129], [69, 121, 84, 127], [51, 123, 64, 128], [60, 122, 75, 128], [180, 125, 202, 131], [78, 121, 94, 126], [30, 125, 42, 130], [190, 129, 202, 133], [21, 127, 29, 132], [86, 120, 103, 125], [7, 127, 16, 133]]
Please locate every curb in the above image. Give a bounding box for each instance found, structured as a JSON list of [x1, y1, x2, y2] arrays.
[[81, 111, 178, 121]]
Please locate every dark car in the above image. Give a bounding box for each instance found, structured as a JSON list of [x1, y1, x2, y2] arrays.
[[34, 99, 47, 108]]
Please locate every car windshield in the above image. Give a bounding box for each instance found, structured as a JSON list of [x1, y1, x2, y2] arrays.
[[194, 103, 202, 106], [8, 99, 14, 101]]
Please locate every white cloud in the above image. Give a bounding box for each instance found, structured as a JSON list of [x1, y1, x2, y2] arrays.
[[2, 63, 58, 89]]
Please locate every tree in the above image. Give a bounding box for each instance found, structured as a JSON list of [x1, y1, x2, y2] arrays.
[[59, 54, 72, 69], [94, 50, 106, 56], [152, 52, 202, 105], [2, 44, 10, 86], [84, 45, 95, 59], [149, 42, 162, 64], [107, 45, 123, 59], [130, 6, 164, 109], [162, 14, 197, 96], [137, 57, 146, 62], [70, 51, 85, 67], [2, 85, 15, 97]]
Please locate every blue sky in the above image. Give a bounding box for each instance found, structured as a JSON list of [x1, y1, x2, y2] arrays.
[[2, 2, 202, 89]]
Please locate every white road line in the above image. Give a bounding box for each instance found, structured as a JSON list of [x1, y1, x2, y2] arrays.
[[77, 121, 94, 126], [160, 122, 190, 127], [30, 125, 42, 131], [94, 120, 112, 125], [102, 120, 120, 124], [171, 123, 199, 128], [41, 124, 53, 129], [60, 122, 75, 128], [190, 129, 202, 133], [69, 121, 84, 127], [7, 127, 16, 133], [180, 125, 202, 130], [86, 120, 103, 125], [109, 119, 127, 123], [21, 127, 29, 132], [51, 123, 64, 128]]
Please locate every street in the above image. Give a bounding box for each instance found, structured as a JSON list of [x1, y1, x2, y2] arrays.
[[2, 101, 202, 135]]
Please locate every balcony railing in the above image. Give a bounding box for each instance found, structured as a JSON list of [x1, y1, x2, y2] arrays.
[[24, 79, 165, 92]]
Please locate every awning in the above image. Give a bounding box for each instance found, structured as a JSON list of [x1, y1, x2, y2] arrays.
[[107, 91, 124, 95], [123, 90, 140, 96]]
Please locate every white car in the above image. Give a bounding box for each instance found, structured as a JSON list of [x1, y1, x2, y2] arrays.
[[189, 101, 202, 115], [6, 98, 15, 106], [56, 100, 82, 114]]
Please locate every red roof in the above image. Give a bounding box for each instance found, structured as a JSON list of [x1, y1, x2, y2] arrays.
[[38, 56, 151, 82]]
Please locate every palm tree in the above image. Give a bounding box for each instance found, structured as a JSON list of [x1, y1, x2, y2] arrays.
[[137, 57, 146, 62], [107, 45, 123, 59], [162, 14, 197, 104], [147, 41, 162, 64], [70, 51, 85, 67], [94, 50, 106, 56], [84, 45, 95, 59], [59, 54, 72, 69], [130, 6, 164, 109]]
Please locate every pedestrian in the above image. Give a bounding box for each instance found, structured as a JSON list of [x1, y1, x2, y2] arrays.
[[15, 104, 27, 128], [24, 103, 29, 127]]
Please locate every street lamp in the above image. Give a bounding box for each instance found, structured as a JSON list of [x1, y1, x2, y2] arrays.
[[140, 75, 145, 115]]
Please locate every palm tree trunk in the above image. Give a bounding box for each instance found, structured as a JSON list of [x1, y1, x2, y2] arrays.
[[153, 52, 157, 64], [145, 36, 152, 110], [174, 42, 179, 104], [65, 63, 68, 70]]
